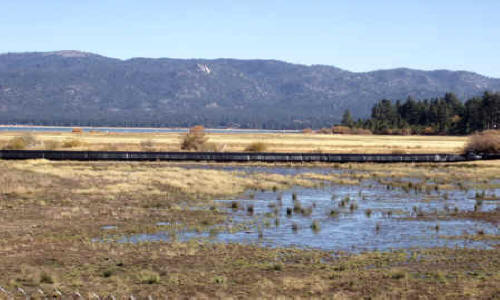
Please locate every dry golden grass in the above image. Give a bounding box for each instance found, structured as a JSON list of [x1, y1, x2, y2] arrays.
[[0, 131, 467, 153], [8, 160, 319, 199]]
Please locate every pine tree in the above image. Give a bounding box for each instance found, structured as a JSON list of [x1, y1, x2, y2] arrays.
[[341, 109, 354, 127]]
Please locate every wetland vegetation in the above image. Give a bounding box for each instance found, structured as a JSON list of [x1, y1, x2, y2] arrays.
[[0, 159, 498, 298], [0, 129, 467, 154]]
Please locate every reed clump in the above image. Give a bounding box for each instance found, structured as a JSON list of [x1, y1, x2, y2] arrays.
[[311, 220, 320, 232]]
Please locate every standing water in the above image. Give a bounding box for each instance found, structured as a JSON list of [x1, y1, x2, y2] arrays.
[[115, 166, 499, 252]]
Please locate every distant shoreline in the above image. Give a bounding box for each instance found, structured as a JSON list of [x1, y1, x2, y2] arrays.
[[0, 124, 186, 130], [0, 124, 301, 133]]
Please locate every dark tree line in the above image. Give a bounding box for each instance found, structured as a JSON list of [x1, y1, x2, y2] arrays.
[[342, 92, 500, 135]]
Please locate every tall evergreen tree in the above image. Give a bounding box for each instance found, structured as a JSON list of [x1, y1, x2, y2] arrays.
[[341, 109, 354, 127], [362, 92, 499, 135]]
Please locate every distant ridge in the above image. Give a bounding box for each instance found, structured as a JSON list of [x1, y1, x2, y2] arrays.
[[1, 51, 499, 129]]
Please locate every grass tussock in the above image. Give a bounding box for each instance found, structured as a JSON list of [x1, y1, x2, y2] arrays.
[[464, 130, 500, 154], [138, 270, 161, 284]]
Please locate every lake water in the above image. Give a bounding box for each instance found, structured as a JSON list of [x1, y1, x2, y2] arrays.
[[0, 126, 300, 134]]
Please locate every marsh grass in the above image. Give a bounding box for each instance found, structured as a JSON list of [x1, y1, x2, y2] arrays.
[[293, 200, 302, 213], [0, 130, 468, 153], [0, 159, 499, 298], [247, 204, 255, 215], [138, 270, 160, 284], [230, 201, 239, 210], [300, 206, 313, 217], [329, 209, 338, 217], [311, 220, 320, 232], [365, 209, 373, 217]]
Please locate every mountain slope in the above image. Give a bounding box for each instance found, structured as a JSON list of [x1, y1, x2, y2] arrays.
[[0, 51, 499, 128]]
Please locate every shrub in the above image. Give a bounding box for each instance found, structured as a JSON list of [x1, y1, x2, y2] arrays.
[[181, 125, 209, 151], [400, 127, 412, 135], [351, 128, 373, 135], [463, 130, 500, 154], [140, 139, 155, 151], [44, 140, 61, 150], [3, 134, 38, 150], [391, 149, 407, 154], [244, 142, 268, 152], [422, 126, 435, 135], [332, 125, 352, 134], [3, 137, 27, 150], [62, 138, 83, 148], [381, 128, 393, 135], [302, 128, 313, 134], [316, 127, 333, 134]]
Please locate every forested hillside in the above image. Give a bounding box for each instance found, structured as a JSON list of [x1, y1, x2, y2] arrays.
[[1, 51, 499, 129]]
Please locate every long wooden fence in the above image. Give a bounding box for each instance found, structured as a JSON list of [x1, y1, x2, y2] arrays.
[[1, 150, 498, 163]]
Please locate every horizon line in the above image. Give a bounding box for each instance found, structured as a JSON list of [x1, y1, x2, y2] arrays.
[[1, 49, 498, 79]]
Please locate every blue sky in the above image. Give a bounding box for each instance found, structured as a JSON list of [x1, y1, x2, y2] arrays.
[[1, 1, 499, 77]]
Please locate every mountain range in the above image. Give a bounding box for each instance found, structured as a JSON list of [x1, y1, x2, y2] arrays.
[[1, 50, 499, 129]]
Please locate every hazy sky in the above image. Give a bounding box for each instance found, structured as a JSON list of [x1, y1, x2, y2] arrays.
[[1, 1, 499, 77]]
